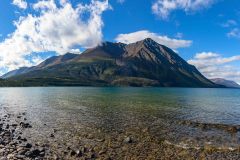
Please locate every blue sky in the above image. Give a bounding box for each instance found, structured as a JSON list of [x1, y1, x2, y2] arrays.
[[0, 0, 240, 83]]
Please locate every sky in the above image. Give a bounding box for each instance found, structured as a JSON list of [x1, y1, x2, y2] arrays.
[[0, 0, 240, 83]]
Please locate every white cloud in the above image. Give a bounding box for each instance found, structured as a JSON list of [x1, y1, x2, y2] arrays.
[[194, 52, 219, 59], [12, 0, 27, 9], [175, 32, 183, 39], [0, 0, 110, 73], [33, 0, 57, 11], [117, 0, 125, 4], [227, 28, 240, 39], [221, 19, 237, 28], [152, 0, 217, 19], [188, 52, 240, 83], [115, 30, 192, 49]]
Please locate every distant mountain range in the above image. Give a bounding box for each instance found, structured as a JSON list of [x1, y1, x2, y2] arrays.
[[211, 78, 240, 88], [1, 38, 220, 87]]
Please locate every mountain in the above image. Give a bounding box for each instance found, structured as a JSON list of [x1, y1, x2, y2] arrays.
[[1, 38, 219, 87], [1, 67, 33, 79], [211, 78, 240, 88], [1, 53, 78, 79]]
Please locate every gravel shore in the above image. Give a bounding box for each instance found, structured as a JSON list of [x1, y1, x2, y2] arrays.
[[1, 110, 240, 160]]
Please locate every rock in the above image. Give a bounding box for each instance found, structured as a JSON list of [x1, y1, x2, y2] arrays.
[[76, 150, 82, 157], [25, 143, 32, 148], [227, 126, 238, 133], [99, 149, 106, 155], [142, 127, 149, 133], [53, 154, 59, 160], [18, 149, 28, 155], [12, 124, 18, 127], [39, 151, 45, 157], [38, 147, 45, 152], [7, 154, 15, 159], [20, 122, 32, 128], [90, 153, 96, 158], [17, 147, 24, 152], [96, 138, 105, 142], [15, 155, 26, 159], [104, 156, 112, 160], [124, 137, 132, 143], [70, 150, 76, 156], [50, 134, 55, 138], [80, 147, 87, 153], [25, 149, 41, 158], [199, 124, 207, 130]]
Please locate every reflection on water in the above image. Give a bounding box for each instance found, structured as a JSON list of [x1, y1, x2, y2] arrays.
[[0, 87, 240, 148]]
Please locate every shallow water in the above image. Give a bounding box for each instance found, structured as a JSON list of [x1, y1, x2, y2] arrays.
[[0, 87, 240, 150]]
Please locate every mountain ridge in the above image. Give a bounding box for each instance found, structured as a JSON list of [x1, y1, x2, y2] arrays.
[[211, 78, 240, 88], [1, 38, 220, 87]]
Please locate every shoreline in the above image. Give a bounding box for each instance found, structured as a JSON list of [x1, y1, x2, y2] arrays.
[[1, 109, 240, 159]]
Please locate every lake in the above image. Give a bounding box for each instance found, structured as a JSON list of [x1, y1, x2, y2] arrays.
[[0, 87, 240, 159]]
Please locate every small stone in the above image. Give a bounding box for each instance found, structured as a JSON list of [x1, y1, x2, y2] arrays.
[[25, 149, 41, 158], [80, 147, 87, 153], [142, 127, 149, 133], [25, 143, 32, 148], [38, 147, 45, 152], [124, 137, 132, 143], [228, 126, 238, 133], [12, 124, 18, 127], [15, 155, 25, 159], [76, 150, 82, 156], [99, 149, 106, 155], [70, 150, 76, 156], [96, 139, 105, 142], [39, 151, 45, 157], [90, 153, 96, 158]]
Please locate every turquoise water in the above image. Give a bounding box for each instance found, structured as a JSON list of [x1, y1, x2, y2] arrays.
[[0, 87, 240, 148]]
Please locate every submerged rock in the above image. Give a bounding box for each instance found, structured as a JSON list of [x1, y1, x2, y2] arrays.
[[227, 126, 238, 133]]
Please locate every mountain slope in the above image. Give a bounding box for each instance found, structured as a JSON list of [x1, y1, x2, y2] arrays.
[[0, 53, 78, 79], [1, 67, 34, 79], [211, 78, 240, 88], [2, 38, 219, 87]]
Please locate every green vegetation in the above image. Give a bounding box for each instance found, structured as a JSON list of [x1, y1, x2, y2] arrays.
[[0, 38, 221, 87]]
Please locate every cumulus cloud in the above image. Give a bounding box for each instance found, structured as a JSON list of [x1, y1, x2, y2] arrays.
[[0, 0, 110, 73], [188, 52, 240, 83], [12, 0, 27, 9], [115, 30, 192, 49], [152, 0, 217, 19]]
